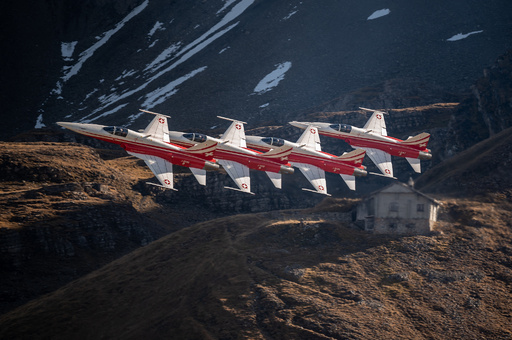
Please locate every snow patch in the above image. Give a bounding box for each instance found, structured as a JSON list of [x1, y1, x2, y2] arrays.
[[61, 41, 78, 61], [142, 66, 207, 109], [217, 0, 237, 14], [34, 114, 46, 129], [283, 10, 297, 20], [447, 30, 483, 41], [254, 62, 292, 94], [81, 104, 129, 124], [85, 0, 254, 119], [219, 46, 230, 54], [144, 42, 182, 72], [148, 21, 165, 37], [367, 9, 390, 20], [60, 0, 148, 83]]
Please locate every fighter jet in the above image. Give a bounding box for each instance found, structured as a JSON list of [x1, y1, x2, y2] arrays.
[[57, 110, 219, 190], [167, 117, 294, 195], [245, 126, 367, 195], [289, 108, 432, 177]]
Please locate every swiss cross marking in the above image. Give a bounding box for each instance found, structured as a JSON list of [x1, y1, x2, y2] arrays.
[[181, 160, 190, 166], [385, 169, 391, 174], [376, 114, 382, 119], [241, 183, 248, 189], [164, 179, 171, 185], [310, 128, 316, 134], [318, 185, 325, 191], [235, 124, 242, 130], [158, 118, 165, 124]]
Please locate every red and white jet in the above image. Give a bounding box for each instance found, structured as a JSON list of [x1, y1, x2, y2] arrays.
[[289, 108, 432, 177], [167, 116, 294, 194], [57, 110, 219, 190], [245, 126, 367, 195]]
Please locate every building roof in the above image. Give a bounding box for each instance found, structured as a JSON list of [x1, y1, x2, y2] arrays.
[[361, 182, 441, 205]]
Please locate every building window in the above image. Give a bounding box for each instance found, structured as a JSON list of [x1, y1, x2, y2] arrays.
[[417, 204, 425, 212], [389, 202, 399, 212]]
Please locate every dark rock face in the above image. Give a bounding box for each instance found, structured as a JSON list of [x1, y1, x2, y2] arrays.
[[445, 49, 512, 156], [1, 1, 512, 139]]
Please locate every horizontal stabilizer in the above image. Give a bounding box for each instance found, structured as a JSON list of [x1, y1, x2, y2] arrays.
[[259, 145, 293, 161], [337, 148, 366, 166], [182, 140, 217, 156], [406, 157, 421, 173], [190, 168, 207, 186], [265, 171, 282, 189], [340, 174, 356, 191], [402, 132, 430, 149]]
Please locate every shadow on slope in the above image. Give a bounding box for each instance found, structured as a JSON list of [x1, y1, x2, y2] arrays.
[[415, 125, 512, 199], [2, 196, 512, 339]]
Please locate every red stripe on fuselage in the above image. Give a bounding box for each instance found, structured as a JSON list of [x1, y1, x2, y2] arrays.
[[78, 132, 215, 169], [318, 131, 425, 158]]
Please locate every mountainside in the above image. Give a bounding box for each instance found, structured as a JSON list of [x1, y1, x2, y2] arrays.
[[2, 0, 512, 138], [1, 120, 512, 338], [1, 197, 512, 339]]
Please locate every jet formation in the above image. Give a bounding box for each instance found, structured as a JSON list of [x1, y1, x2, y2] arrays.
[[58, 107, 432, 195]]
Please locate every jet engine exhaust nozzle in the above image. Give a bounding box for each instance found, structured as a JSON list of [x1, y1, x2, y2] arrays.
[[203, 161, 220, 171], [418, 151, 432, 160], [354, 168, 368, 177], [279, 165, 295, 175]]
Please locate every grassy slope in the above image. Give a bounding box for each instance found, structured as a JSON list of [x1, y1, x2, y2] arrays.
[[1, 199, 511, 339]]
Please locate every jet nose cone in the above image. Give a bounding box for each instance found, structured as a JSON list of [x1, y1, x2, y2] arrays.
[[57, 122, 80, 130]]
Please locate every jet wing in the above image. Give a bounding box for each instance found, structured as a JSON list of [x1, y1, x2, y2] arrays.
[[362, 147, 394, 177], [142, 110, 171, 142], [296, 125, 322, 151], [218, 160, 253, 194], [292, 162, 328, 195], [361, 108, 387, 136], [127, 151, 175, 190]]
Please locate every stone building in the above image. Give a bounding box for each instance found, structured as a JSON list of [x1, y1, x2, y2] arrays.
[[356, 182, 440, 235]]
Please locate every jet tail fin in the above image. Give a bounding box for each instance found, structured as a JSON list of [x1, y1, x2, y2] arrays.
[[218, 116, 247, 148], [336, 148, 366, 167], [402, 132, 430, 149], [141, 109, 171, 142], [296, 125, 321, 151]]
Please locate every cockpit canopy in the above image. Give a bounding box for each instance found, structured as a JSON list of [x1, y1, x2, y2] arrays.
[[329, 124, 352, 133], [103, 126, 128, 137], [183, 133, 207, 143], [261, 137, 285, 147]]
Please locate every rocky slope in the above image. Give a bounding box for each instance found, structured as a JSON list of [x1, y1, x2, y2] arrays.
[[1, 118, 512, 338], [1, 197, 511, 339], [0, 138, 325, 314]]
